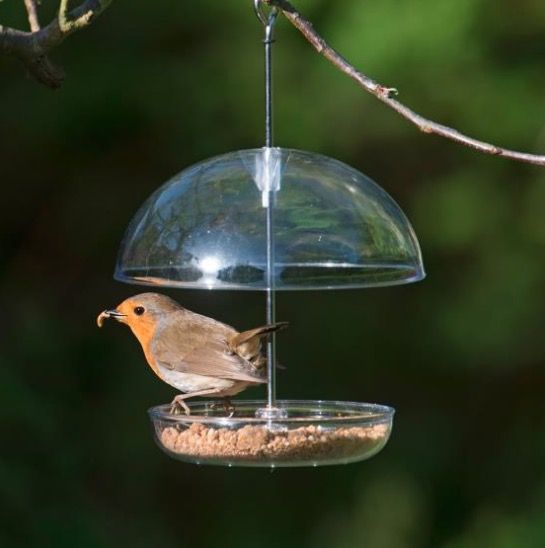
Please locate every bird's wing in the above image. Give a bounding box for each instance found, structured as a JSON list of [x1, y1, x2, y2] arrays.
[[151, 315, 266, 383]]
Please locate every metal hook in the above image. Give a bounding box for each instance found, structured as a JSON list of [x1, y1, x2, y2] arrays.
[[254, 0, 279, 40]]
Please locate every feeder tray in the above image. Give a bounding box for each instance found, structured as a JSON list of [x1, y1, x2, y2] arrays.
[[149, 400, 394, 467]]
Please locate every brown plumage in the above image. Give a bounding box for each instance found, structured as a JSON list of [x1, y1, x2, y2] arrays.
[[97, 293, 287, 414]]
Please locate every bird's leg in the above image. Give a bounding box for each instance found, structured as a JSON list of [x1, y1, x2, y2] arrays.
[[169, 389, 223, 415], [222, 397, 235, 418]]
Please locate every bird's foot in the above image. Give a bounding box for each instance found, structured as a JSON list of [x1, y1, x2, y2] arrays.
[[170, 395, 191, 416], [223, 398, 236, 418], [209, 400, 234, 417], [210, 401, 235, 419]]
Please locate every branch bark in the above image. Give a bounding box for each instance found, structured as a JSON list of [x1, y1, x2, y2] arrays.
[[23, 0, 41, 32], [269, 0, 545, 167], [0, 0, 112, 88]]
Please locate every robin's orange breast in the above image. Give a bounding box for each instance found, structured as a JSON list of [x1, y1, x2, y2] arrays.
[[127, 318, 163, 378]]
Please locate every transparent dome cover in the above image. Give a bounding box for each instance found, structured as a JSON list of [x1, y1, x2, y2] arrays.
[[115, 148, 424, 290]]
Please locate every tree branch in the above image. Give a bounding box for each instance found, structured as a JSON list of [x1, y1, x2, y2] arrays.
[[59, 0, 95, 33], [0, 1, 112, 88], [3, 0, 545, 168], [23, 0, 41, 32], [270, 0, 545, 167]]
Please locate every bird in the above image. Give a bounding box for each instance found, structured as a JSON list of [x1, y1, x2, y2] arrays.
[[97, 292, 287, 415]]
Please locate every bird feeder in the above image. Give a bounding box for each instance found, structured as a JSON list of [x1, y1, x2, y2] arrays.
[[115, 1, 424, 467]]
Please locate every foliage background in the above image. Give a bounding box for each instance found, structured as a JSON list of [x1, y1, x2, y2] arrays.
[[1, 0, 545, 546]]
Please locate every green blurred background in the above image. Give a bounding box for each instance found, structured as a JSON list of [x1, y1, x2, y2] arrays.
[[1, 1, 545, 546]]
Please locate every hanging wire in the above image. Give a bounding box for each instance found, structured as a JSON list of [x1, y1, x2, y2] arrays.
[[254, 1, 283, 416], [254, 0, 278, 147]]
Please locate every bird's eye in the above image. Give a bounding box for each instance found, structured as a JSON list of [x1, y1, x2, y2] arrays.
[[134, 306, 145, 316]]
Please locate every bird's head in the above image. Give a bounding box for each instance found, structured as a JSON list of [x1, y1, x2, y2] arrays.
[[97, 293, 181, 334]]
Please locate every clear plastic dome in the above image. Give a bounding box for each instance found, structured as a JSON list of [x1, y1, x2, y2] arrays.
[[115, 148, 424, 290]]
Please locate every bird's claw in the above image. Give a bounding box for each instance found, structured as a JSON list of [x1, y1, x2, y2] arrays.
[[170, 397, 191, 415], [209, 400, 235, 417], [223, 399, 236, 418]]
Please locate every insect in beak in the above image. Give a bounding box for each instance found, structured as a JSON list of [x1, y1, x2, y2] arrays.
[[97, 309, 127, 327]]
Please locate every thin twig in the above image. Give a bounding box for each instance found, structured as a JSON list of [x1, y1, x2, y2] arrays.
[[23, 0, 41, 32], [58, 0, 72, 32], [270, 0, 545, 166], [59, 0, 94, 33]]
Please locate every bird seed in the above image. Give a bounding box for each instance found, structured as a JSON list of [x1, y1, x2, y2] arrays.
[[157, 422, 389, 464]]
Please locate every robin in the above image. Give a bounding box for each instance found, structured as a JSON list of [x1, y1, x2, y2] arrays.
[[97, 293, 287, 415]]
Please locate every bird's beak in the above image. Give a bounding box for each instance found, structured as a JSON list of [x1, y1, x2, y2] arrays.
[[97, 309, 127, 328]]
